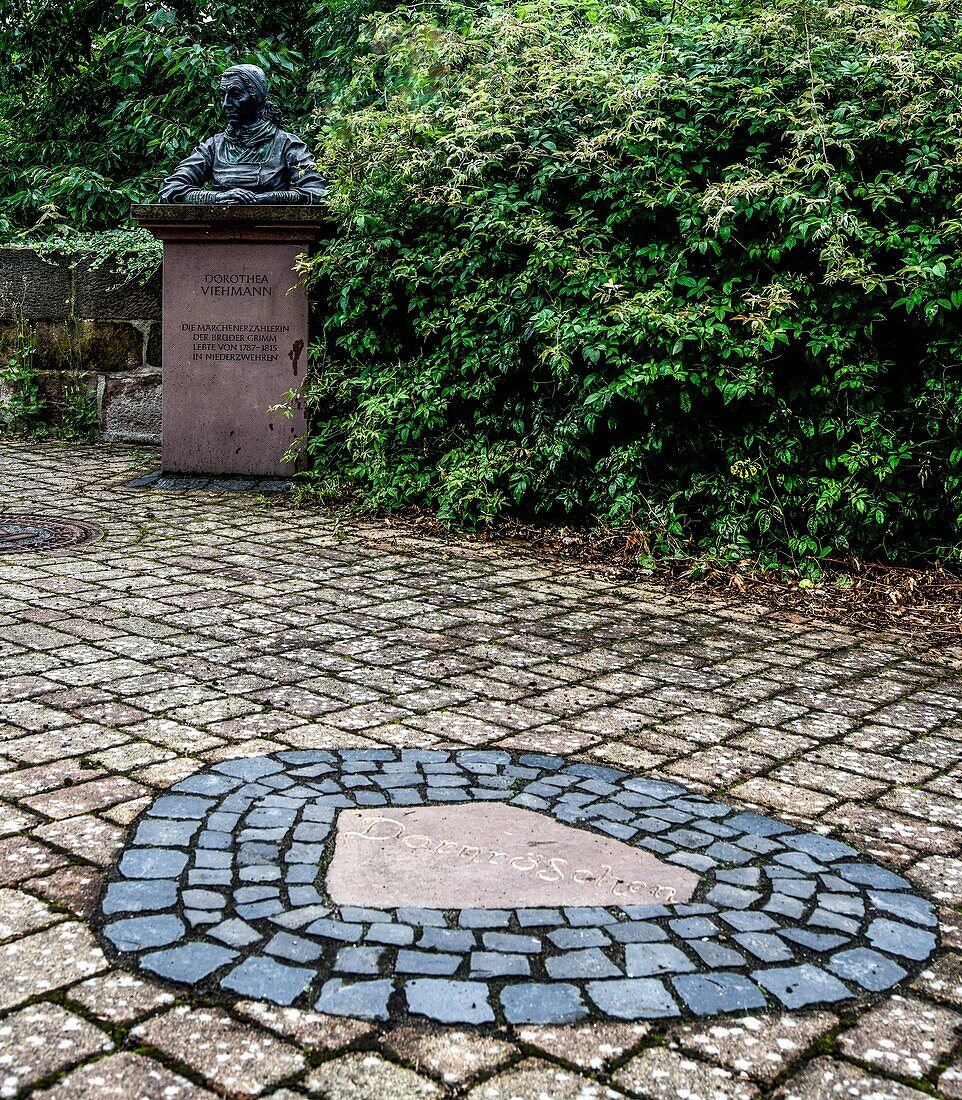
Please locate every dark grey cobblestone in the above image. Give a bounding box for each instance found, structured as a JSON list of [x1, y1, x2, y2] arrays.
[[96, 749, 939, 1025]]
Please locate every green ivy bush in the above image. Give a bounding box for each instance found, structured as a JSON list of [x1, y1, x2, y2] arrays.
[[303, 0, 962, 567]]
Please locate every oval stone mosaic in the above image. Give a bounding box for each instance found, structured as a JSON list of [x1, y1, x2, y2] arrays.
[[95, 749, 939, 1026]]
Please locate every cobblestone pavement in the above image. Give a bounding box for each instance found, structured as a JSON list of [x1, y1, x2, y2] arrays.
[[1, 440, 962, 1099]]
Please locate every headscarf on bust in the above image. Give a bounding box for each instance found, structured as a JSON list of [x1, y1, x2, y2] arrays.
[[220, 63, 284, 163]]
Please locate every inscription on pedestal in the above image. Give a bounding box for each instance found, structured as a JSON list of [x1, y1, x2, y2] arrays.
[[184, 322, 290, 364], [325, 804, 699, 909]]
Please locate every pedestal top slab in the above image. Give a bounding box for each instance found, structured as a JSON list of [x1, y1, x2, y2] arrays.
[[325, 804, 698, 909], [131, 204, 329, 225]]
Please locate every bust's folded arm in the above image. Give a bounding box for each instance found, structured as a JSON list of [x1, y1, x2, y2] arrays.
[[252, 191, 306, 204], [157, 139, 217, 204], [285, 135, 328, 205]]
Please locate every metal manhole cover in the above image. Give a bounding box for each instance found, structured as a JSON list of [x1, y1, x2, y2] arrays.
[[0, 515, 103, 554]]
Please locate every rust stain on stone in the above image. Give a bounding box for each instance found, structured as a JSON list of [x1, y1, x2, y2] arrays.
[[289, 339, 304, 375]]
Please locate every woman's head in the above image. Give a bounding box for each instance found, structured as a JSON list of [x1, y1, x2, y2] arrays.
[[219, 64, 281, 127]]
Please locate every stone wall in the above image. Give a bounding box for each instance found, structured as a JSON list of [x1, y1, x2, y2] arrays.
[[0, 247, 162, 443]]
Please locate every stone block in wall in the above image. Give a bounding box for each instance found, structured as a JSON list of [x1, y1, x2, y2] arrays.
[[0, 367, 96, 429], [37, 369, 98, 415], [0, 249, 71, 321], [73, 321, 143, 373], [75, 259, 162, 320], [100, 369, 161, 443], [0, 321, 73, 373], [145, 321, 161, 368]]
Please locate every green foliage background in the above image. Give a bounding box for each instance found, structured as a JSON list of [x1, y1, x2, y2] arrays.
[[0, 0, 378, 233], [303, 0, 962, 566], [3, 0, 962, 567]]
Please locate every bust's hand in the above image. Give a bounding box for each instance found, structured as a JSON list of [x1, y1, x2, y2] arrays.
[[214, 189, 257, 205]]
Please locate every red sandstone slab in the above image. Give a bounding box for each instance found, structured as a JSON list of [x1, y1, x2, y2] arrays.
[[325, 804, 698, 909], [161, 239, 307, 476]]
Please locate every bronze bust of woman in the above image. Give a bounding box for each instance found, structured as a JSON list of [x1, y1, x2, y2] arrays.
[[158, 64, 326, 205]]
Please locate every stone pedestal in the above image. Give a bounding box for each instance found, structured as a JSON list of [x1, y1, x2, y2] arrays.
[[131, 205, 327, 476]]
